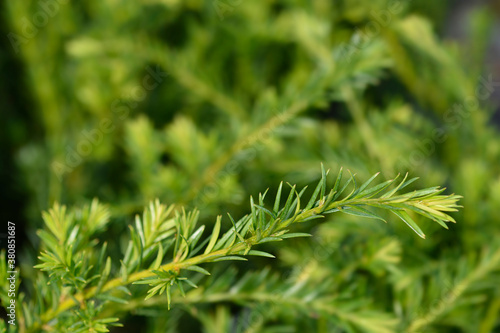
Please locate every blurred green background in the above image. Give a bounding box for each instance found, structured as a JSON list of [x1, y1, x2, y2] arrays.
[[2, 0, 500, 332]]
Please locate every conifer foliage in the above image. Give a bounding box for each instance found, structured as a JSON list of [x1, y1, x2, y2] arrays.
[[3, 0, 500, 332], [7, 169, 461, 332]]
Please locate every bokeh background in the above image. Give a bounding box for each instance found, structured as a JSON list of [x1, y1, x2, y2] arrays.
[[1, 0, 500, 332]]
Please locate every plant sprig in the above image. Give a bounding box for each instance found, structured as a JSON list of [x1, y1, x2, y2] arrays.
[[30, 167, 461, 332]]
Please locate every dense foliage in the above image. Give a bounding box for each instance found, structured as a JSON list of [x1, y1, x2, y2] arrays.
[[1, 0, 500, 332]]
